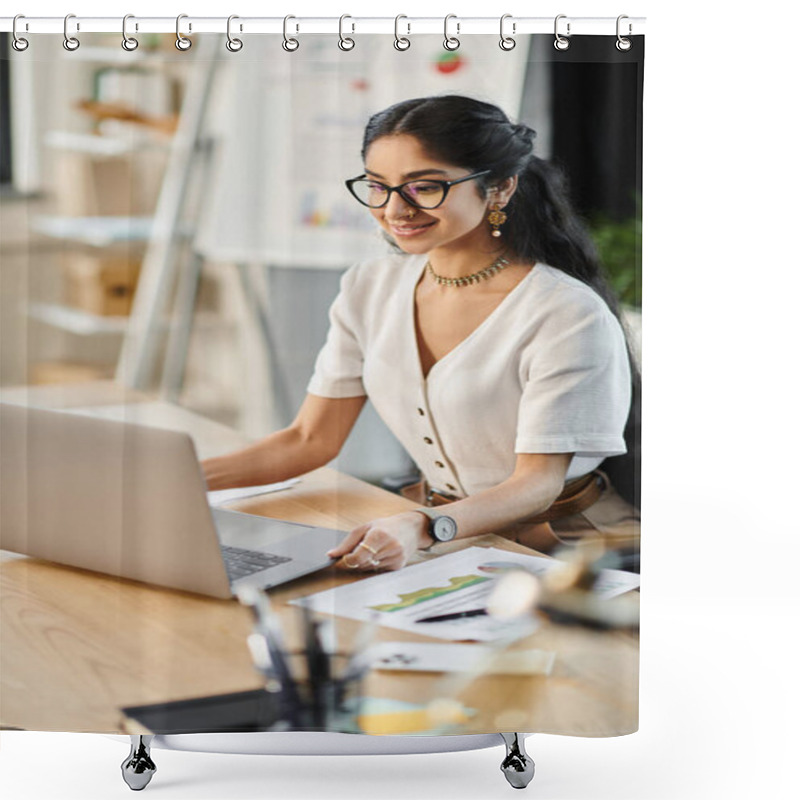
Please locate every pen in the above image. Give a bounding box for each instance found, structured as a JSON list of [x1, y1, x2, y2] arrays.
[[340, 613, 379, 683], [236, 585, 304, 725], [314, 616, 337, 727], [415, 608, 488, 624], [302, 605, 329, 727]]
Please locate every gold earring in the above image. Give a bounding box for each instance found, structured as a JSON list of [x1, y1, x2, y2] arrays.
[[488, 204, 507, 238]]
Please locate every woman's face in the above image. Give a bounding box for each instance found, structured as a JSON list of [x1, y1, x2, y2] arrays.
[[363, 134, 500, 257]]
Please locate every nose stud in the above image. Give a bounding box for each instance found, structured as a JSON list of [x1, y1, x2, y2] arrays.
[[390, 209, 417, 222]]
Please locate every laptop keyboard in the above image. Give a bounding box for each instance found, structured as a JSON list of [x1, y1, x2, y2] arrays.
[[220, 544, 293, 582]]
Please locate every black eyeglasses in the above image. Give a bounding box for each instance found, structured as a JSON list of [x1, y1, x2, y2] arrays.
[[345, 170, 491, 210]]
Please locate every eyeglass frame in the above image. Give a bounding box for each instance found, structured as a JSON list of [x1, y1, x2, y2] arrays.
[[344, 169, 492, 210]]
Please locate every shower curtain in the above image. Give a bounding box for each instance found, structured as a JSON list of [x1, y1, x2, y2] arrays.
[[0, 14, 643, 761]]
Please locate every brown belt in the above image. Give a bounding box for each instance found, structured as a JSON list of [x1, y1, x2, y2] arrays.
[[421, 471, 606, 522]]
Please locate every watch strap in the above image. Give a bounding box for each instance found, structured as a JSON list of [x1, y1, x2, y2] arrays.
[[412, 507, 458, 549], [413, 507, 439, 550]]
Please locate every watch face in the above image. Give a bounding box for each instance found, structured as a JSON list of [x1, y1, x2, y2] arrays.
[[432, 515, 457, 542]]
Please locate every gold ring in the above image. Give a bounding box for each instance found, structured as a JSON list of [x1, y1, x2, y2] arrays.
[[358, 541, 378, 555], [342, 554, 359, 569]]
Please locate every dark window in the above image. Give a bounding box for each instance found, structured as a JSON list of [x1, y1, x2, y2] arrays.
[[519, 35, 645, 222]]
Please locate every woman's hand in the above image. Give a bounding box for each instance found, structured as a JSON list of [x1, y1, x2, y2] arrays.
[[326, 511, 431, 572]]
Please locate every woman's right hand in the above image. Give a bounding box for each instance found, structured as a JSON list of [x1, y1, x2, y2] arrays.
[[326, 511, 432, 572]]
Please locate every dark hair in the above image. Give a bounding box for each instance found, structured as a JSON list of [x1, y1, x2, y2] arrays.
[[362, 94, 641, 507], [362, 95, 624, 309]]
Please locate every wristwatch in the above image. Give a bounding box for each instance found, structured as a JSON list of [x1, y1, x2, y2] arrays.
[[413, 507, 458, 549]]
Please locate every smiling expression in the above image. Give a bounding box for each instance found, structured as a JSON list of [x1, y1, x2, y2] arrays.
[[364, 134, 508, 258]]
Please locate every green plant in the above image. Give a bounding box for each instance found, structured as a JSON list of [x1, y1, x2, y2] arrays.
[[589, 212, 642, 309]]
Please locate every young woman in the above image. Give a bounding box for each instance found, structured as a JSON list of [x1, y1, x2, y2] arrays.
[[202, 95, 639, 572]]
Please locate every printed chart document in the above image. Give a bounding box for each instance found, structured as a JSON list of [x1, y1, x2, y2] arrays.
[[292, 546, 639, 642]]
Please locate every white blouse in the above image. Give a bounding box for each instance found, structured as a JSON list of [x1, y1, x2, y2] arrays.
[[307, 254, 631, 497]]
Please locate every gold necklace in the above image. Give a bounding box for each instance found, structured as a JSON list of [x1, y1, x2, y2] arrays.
[[426, 253, 511, 288]]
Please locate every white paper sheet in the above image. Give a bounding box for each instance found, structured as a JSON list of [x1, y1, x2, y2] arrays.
[[365, 641, 556, 676], [206, 479, 300, 507]]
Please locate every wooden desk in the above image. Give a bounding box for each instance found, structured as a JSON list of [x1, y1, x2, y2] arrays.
[[0, 385, 638, 737]]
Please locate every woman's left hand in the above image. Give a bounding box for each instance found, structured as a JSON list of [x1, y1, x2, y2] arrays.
[[326, 511, 429, 572]]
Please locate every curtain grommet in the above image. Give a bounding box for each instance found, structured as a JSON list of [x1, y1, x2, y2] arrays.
[[12, 14, 29, 51], [554, 14, 571, 51], [616, 15, 632, 51], [394, 15, 411, 50], [63, 13, 80, 51], [226, 15, 243, 52], [499, 14, 516, 51], [443, 14, 460, 51], [338, 14, 355, 51], [283, 15, 300, 52], [175, 14, 192, 51], [121, 14, 139, 51]]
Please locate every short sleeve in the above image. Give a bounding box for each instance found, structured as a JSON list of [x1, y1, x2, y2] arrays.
[[307, 265, 368, 398], [515, 300, 631, 458]]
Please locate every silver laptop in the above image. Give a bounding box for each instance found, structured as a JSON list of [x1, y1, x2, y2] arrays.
[[0, 403, 349, 599]]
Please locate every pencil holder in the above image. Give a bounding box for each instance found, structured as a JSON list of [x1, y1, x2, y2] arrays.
[[271, 651, 366, 732], [237, 586, 370, 733]]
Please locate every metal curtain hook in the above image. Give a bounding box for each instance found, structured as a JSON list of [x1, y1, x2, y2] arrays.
[[283, 15, 299, 52], [394, 15, 411, 50], [175, 14, 192, 50], [122, 14, 139, 51], [63, 13, 80, 51], [499, 14, 516, 51], [338, 14, 355, 50], [616, 14, 632, 51], [443, 14, 460, 51], [12, 14, 29, 51], [554, 14, 571, 51], [226, 15, 243, 52]]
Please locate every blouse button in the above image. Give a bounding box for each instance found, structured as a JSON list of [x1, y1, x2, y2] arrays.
[[446, 483, 457, 491], [423, 437, 433, 445], [435, 461, 445, 468], [417, 408, 425, 416]]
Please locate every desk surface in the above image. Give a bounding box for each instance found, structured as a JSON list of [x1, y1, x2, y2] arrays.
[[0, 383, 638, 737]]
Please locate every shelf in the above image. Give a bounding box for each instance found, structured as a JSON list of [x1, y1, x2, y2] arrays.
[[32, 215, 155, 247], [27, 303, 129, 335], [32, 216, 198, 247], [27, 302, 235, 337], [44, 131, 171, 156]]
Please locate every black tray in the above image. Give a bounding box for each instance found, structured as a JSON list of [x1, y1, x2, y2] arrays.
[[121, 688, 283, 735]]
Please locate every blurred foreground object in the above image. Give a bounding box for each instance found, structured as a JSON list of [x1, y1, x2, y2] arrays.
[[489, 540, 639, 630]]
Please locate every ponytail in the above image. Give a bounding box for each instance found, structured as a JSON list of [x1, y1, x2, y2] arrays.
[[506, 155, 622, 317]]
